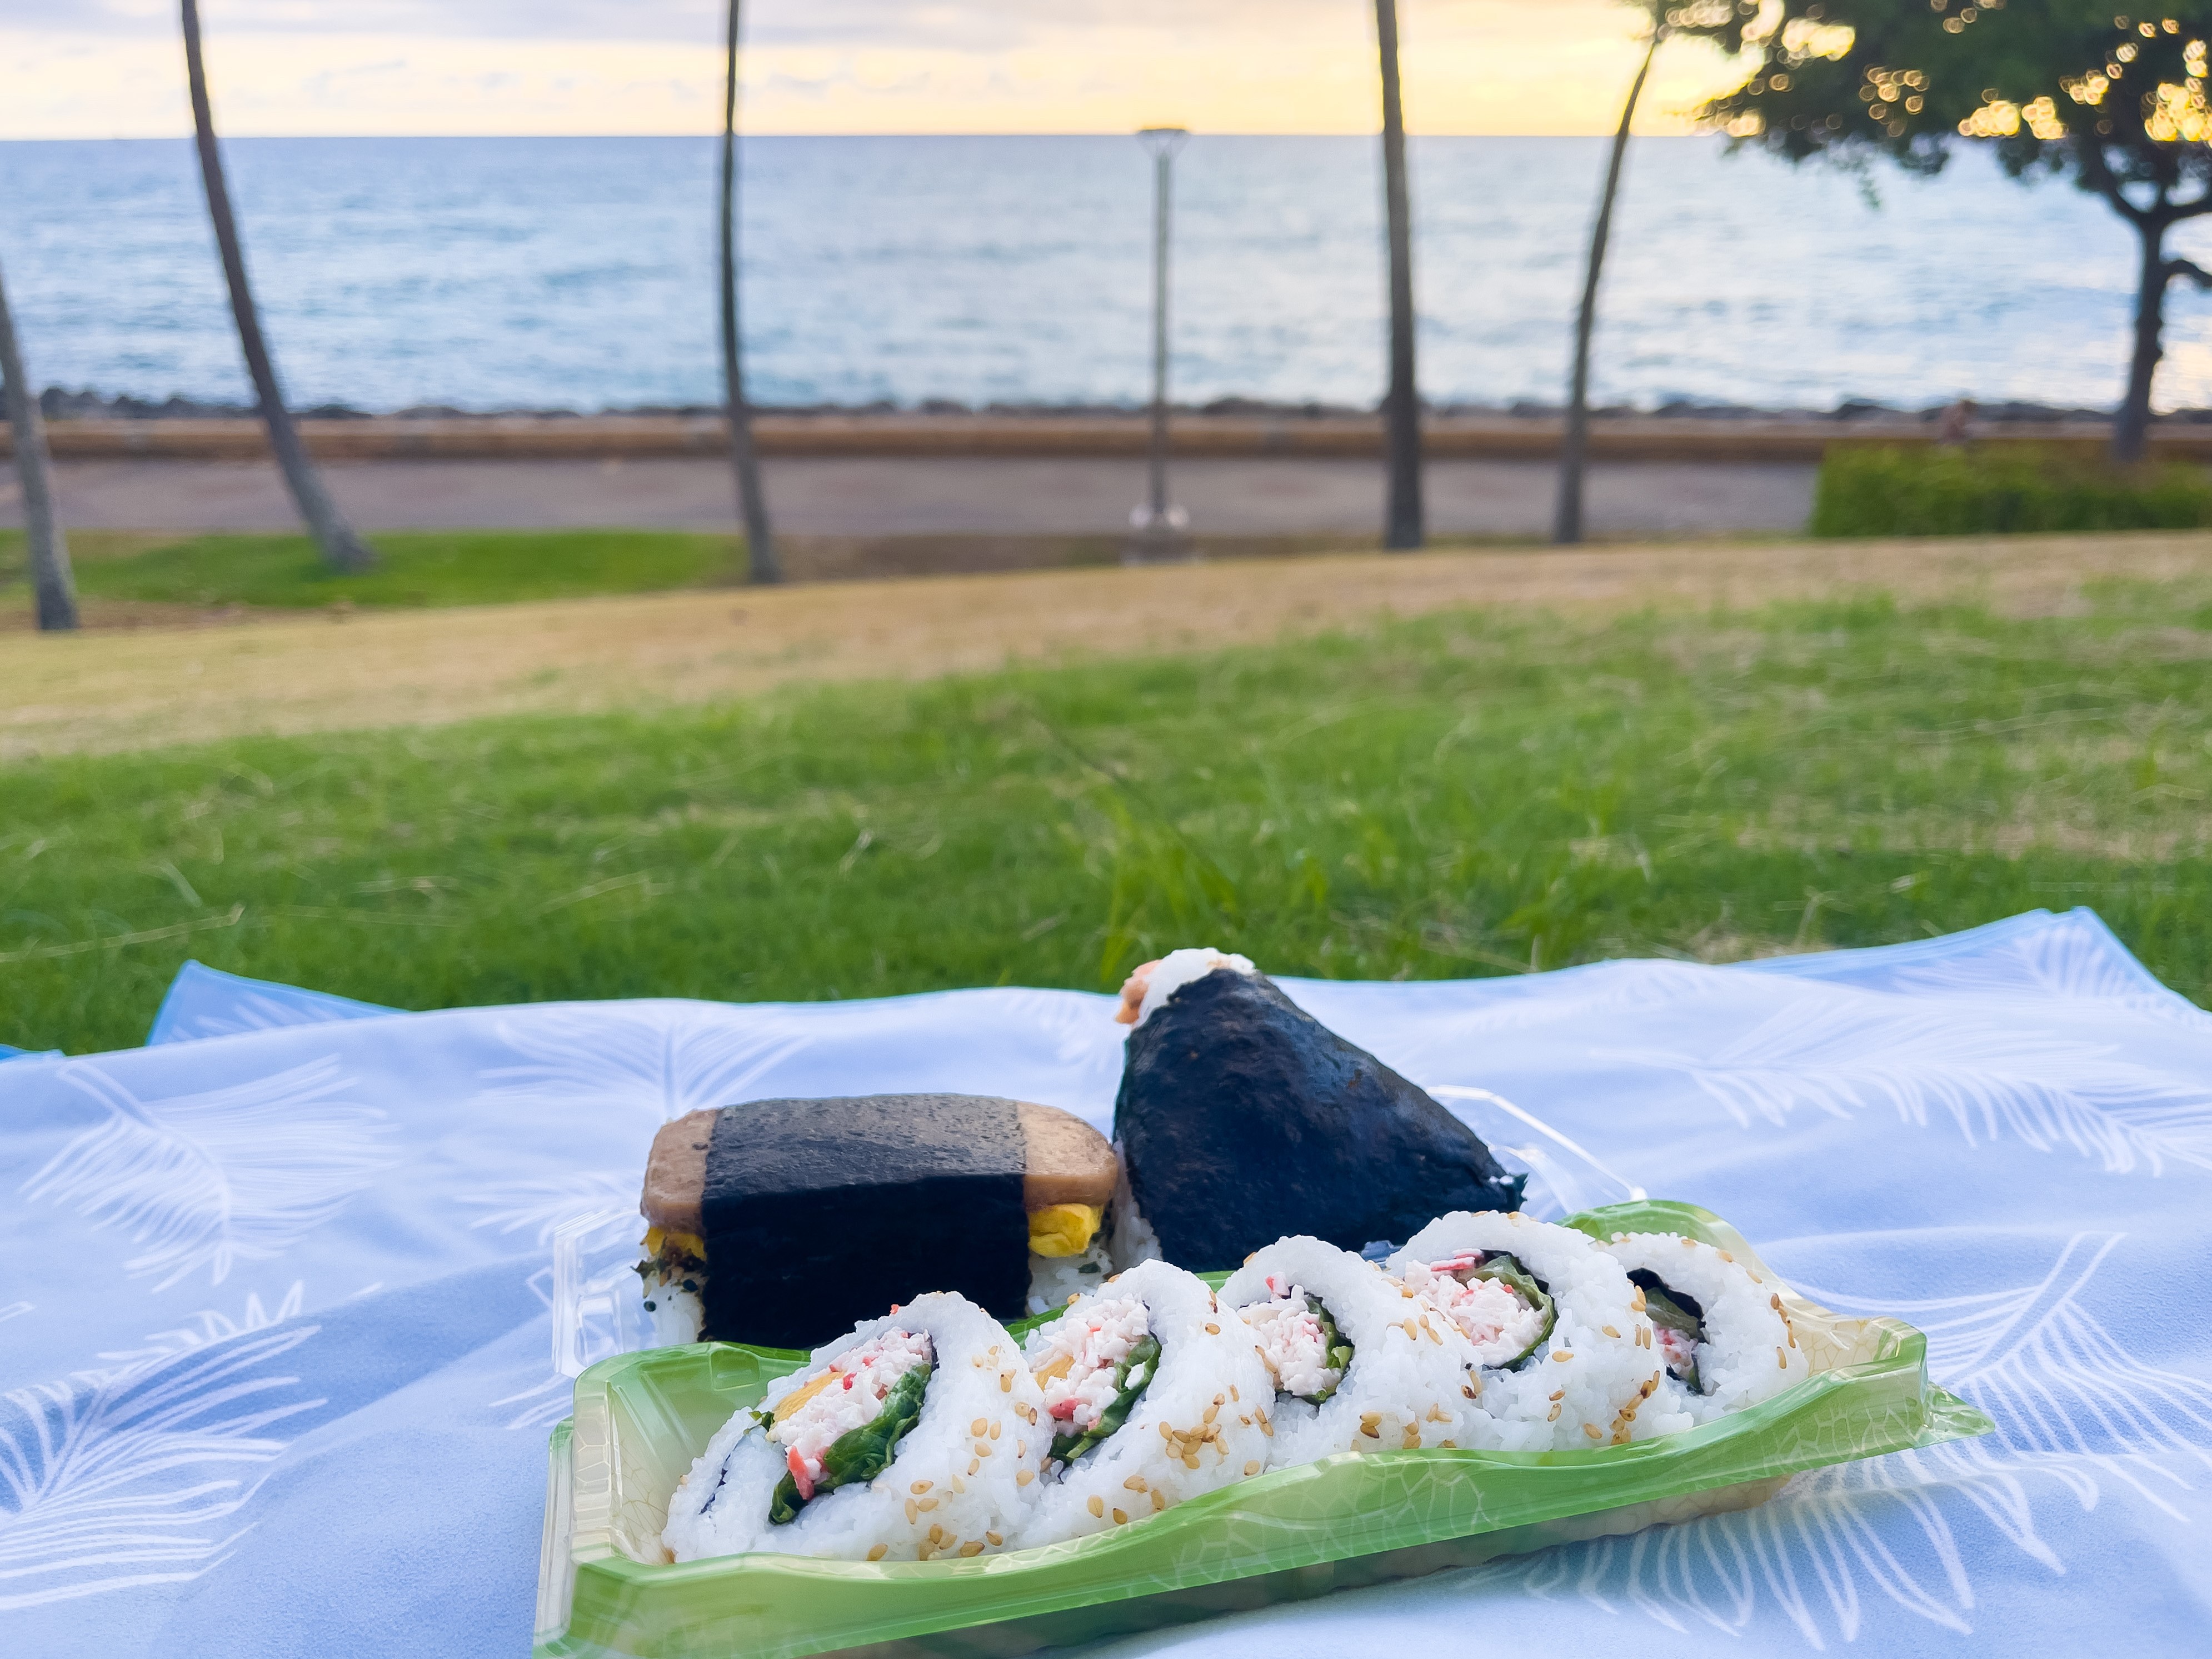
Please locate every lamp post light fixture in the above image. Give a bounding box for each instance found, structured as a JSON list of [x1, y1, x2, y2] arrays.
[[1126, 124, 1191, 564]]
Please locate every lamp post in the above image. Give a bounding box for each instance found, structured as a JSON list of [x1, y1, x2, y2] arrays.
[[1127, 126, 1190, 563]]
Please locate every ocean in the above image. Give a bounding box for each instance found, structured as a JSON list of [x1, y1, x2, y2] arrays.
[[4, 134, 2210, 416]]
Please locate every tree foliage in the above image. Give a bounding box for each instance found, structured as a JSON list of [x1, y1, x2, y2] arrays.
[[1675, 1, 2212, 202], [1672, 1, 2212, 454]]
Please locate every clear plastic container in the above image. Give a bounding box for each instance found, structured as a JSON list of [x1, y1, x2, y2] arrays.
[[533, 1201, 1990, 1659], [1423, 1085, 1646, 1220]]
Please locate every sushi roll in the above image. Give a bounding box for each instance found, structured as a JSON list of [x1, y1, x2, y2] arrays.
[[1111, 948, 1522, 1270], [637, 1093, 1119, 1349], [1389, 1212, 1665, 1451], [1601, 1231, 1808, 1427], [1015, 1259, 1271, 1546], [662, 1291, 1046, 1563], [1219, 1236, 1481, 1468]]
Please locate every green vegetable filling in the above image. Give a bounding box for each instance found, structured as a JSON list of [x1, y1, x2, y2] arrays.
[[1629, 1270, 1707, 1394], [766, 1360, 932, 1525], [1468, 1253, 1556, 1371], [1048, 1333, 1161, 1466], [1297, 1295, 1357, 1405]]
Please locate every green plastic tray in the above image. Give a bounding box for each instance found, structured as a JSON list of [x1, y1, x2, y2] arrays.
[[533, 1201, 1991, 1659]]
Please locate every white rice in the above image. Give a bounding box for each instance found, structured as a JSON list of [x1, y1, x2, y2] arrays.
[[1601, 1231, 1809, 1426], [1129, 947, 1256, 1028], [1015, 1259, 1271, 1547], [1105, 1145, 1164, 1272], [642, 1280, 703, 1346], [1389, 1212, 1666, 1450], [1025, 1238, 1115, 1316], [1220, 1237, 1482, 1468], [662, 1291, 1045, 1563]]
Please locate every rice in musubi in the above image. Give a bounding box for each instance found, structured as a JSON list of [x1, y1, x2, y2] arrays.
[[1015, 1259, 1271, 1546], [1389, 1212, 1665, 1450], [1601, 1231, 1807, 1427], [662, 1292, 1045, 1563], [1220, 1236, 1481, 1469]]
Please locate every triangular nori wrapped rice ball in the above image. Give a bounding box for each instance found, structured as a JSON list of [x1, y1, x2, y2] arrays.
[[1114, 962, 1524, 1268]]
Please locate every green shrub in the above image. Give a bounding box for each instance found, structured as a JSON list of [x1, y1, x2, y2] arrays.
[[1811, 443, 2212, 538]]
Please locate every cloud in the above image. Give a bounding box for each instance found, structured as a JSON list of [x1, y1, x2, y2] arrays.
[[3, 4, 1750, 139], [34, 1, 1320, 49], [33, 2, 1602, 52]]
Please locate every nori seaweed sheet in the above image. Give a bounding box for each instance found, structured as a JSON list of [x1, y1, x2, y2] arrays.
[[700, 1095, 1029, 1348], [1115, 970, 1525, 1268]]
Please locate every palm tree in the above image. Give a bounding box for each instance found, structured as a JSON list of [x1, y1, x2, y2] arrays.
[[180, 0, 374, 574], [1555, 8, 1666, 546], [0, 252, 78, 631], [1375, 0, 1423, 550], [721, 0, 781, 584]]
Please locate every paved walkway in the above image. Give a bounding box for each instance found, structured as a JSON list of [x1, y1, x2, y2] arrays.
[[5, 455, 1817, 538]]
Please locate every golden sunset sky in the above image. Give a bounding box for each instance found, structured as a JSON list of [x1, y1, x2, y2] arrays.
[[5, 2, 1752, 139]]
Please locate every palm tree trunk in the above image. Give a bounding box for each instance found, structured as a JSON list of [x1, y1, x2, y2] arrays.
[[181, 0, 375, 574], [0, 253, 78, 631], [722, 0, 781, 585], [1375, 0, 1422, 551], [1556, 27, 1662, 546]]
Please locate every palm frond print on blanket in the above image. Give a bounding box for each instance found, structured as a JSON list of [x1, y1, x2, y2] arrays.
[[0, 1294, 321, 1613], [474, 1007, 815, 1122], [22, 1058, 395, 1290], [1607, 998, 2212, 1176]]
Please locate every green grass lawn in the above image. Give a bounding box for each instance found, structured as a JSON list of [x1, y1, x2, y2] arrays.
[[2, 527, 1550, 614], [1, 527, 745, 609], [6, 576, 2211, 1055]]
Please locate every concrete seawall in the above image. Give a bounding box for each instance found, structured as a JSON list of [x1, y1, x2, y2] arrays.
[[6, 413, 2195, 464]]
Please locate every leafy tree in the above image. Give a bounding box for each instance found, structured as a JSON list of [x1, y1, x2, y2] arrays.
[[1676, 0, 2212, 461], [720, 0, 781, 585], [1377, 0, 1424, 548], [1556, 4, 1671, 544], [0, 251, 78, 630], [181, 0, 376, 572]]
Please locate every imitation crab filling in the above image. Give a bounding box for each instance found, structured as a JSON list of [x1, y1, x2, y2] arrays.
[[753, 1328, 935, 1523], [1029, 1295, 1158, 1465], [1627, 1270, 1707, 1393], [1399, 1250, 1555, 1370], [1242, 1276, 1354, 1404]]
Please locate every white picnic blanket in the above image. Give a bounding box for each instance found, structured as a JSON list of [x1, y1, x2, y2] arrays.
[[3, 907, 2209, 1656]]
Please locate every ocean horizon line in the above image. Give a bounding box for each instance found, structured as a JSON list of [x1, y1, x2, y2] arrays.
[[0, 132, 1717, 147]]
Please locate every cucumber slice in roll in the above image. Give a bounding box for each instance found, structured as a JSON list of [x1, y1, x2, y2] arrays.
[[1298, 1296, 1357, 1406], [1471, 1252, 1556, 1371], [768, 1361, 932, 1524], [1048, 1334, 1161, 1466], [1627, 1270, 1707, 1394]]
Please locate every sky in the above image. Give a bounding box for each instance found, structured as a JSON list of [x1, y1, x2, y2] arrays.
[[3, 2, 1754, 139]]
